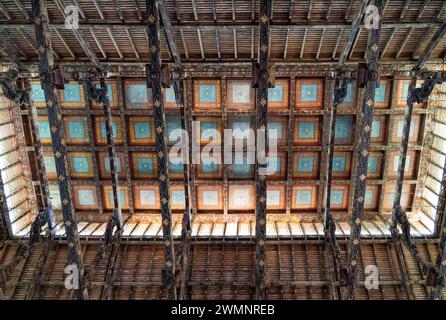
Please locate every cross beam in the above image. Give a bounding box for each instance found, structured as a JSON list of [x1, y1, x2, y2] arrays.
[[146, 0, 177, 300], [255, 0, 272, 300], [346, 0, 384, 300], [30, 0, 86, 300]]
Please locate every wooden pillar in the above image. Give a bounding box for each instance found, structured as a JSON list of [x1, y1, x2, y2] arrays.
[[30, 0, 86, 300], [255, 0, 272, 300], [146, 0, 177, 300], [347, 0, 384, 300]]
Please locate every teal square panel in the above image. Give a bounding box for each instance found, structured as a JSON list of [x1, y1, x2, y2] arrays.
[[296, 190, 312, 205], [298, 121, 315, 139], [266, 157, 280, 174], [64, 84, 81, 102], [335, 116, 353, 139], [95, 83, 113, 102], [38, 121, 51, 138], [371, 120, 381, 138], [397, 120, 414, 138], [32, 83, 45, 102], [268, 84, 284, 102], [301, 84, 318, 102], [129, 84, 148, 103], [297, 156, 313, 172], [78, 189, 95, 206], [104, 156, 121, 173], [201, 122, 218, 140], [172, 190, 185, 206], [375, 83, 386, 103], [365, 189, 374, 205], [43, 156, 56, 172], [68, 121, 85, 139], [165, 86, 176, 103], [233, 162, 251, 174], [402, 82, 409, 101], [202, 157, 218, 173], [134, 121, 151, 139], [199, 84, 216, 103], [167, 117, 182, 141], [332, 156, 346, 172], [72, 156, 89, 173], [109, 190, 126, 205], [137, 157, 154, 173], [330, 189, 343, 205], [268, 122, 283, 140], [368, 156, 378, 173], [100, 121, 118, 139], [170, 157, 184, 173], [343, 83, 354, 103]]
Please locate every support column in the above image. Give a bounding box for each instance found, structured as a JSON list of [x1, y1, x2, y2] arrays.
[[31, 0, 85, 300], [146, 0, 177, 300], [255, 0, 272, 300], [347, 0, 384, 300]]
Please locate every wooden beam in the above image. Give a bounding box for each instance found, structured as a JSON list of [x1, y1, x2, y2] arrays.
[[255, 0, 272, 301], [316, 28, 325, 60], [0, 2, 11, 21], [197, 29, 205, 60], [124, 27, 140, 60], [54, 29, 76, 58], [415, 21, 446, 69], [30, 0, 86, 299], [92, 0, 105, 20], [400, 0, 412, 19], [233, 29, 238, 59], [347, 0, 384, 300], [159, 0, 180, 65], [106, 27, 123, 59], [300, 28, 307, 60], [395, 27, 413, 59], [12, 0, 30, 20], [89, 27, 107, 59], [338, 0, 369, 66], [417, 0, 429, 21], [146, 0, 177, 300]]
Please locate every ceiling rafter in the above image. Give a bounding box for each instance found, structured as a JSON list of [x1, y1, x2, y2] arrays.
[[396, 27, 414, 59], [0, 2, 11, 21], [124, 27, 140, 60], [54, 28, 76, 58], [106, 27, 123, 59]]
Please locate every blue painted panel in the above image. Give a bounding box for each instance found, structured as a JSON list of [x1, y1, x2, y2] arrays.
[[78, 189, 95, 206], [402, 82, 409, 101], [375, 83, 386, 103], [298, 121, 315, 139], [202, 158, 217, 173], [44, 156, 56, 172], [64, 83, 81, 102], [32, 83, 45, 102], [134, 121, 151, 139], [129, 84, 148, 103], [100, 121, 118, 139], [167, 117, 182, 141], [268, 122, 283, 140], [268, 84, 284, 102], [165, 86, 176, 103], [371, 120, 381, 138], [171, 190, 185, 206], [297, 156, 314, 172], [95, 83, 113, 102], [199, 84, 216, 103], [68, 121, 85, 139], [72, 156, 89, 173], [266, 157, 280, 174], [38, 120, 51, 138], [201, 122, 218, 140], [233, 162, 251, 174], [109, 190, 126, 205], [343, 83, 354, 103], [397, 120, 414, 138], [365, 189, 374, 205], [170, 157, 184, 173], [335, 116, 353, 139], [137, 157, 154, 173], [301, 84, 318, 102], [330, 190, 344, 205], [296, 190, 312, 205], [332, 156, 346, 172], [104, 156, 121, 173], [368, 156, 378, 173]]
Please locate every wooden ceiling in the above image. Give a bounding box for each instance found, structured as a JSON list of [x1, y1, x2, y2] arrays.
[[0, 1, 446, 64]]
